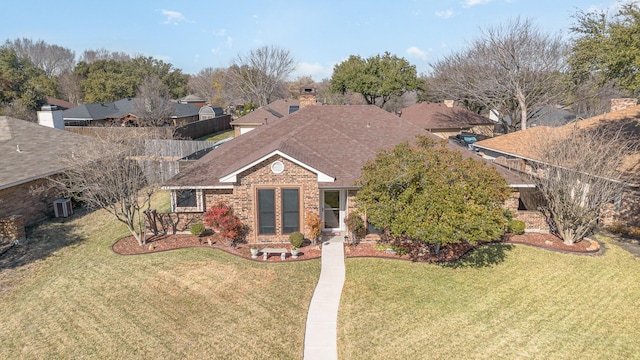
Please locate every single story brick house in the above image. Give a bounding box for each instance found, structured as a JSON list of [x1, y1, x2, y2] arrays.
[[0, 115, 94, 228], [475, 104, 640, 227], [163, 104, 532, 243]]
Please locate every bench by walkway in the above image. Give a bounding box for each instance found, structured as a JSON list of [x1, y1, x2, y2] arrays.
[[303, 235, 345, 360], [261, 247, 288, 261]]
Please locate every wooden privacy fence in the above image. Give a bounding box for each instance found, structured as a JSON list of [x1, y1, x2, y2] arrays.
[[65, 114, 232, 140], [139, 139, 222, 183]]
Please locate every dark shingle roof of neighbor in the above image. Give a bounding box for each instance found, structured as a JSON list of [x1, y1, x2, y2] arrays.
[[62, 98, 199, 121], [0, 116, 95, 190], [401, 102, 494, 129], [165, 105, 528, 188]]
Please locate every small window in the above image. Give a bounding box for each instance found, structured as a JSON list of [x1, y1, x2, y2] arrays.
[[176, 190, 197, 208], [258, 189, 276, 235], [282, 189, 300, 233], [288, 105, 300, 114]]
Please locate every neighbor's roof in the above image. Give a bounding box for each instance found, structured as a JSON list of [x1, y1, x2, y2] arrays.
[[267, 99, 300, 116], [0, 116, 95, 190], [401, 102, 494, 130], [165, 105, 527, 188], [230, 106, 285, 126], [475, 105, 640, 180], [62, 98, 199, 121], [46, 97, 77, 110]]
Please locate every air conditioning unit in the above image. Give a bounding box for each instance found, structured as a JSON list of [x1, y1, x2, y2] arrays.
[[53, 199, 73, 218]]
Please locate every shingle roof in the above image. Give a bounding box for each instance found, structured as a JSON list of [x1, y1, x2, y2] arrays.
[[401, 102, 494, 130], [229, 106, 284, 126], [267, 99, 300, 116], [475, 105, 640, 180], [0, 117, 95, 190], [62, 98, 199, 121], [165, 105, 527, 188]]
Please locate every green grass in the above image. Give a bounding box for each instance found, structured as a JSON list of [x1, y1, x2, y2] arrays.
[[0, 208, 320, 359], [195, 129, 234, 142], [338, 239, 640, 359]]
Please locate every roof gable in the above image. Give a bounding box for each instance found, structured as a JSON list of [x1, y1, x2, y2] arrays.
[[165, 105, 528, 188]]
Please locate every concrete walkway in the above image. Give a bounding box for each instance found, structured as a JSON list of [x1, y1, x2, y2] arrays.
[[303, 235, 345, 360]]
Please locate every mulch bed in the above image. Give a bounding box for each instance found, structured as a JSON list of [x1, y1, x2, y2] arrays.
[[112, 232, 601, 262]]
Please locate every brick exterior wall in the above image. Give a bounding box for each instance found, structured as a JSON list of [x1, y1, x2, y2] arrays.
[[504, 190, 550, 233], [0, 215, 26, 243], [0, 178, 60, 226], [200, 155, 320, 244]]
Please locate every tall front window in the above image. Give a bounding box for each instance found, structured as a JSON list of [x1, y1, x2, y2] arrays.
[[282, 189, 300, 233], [257, 189, 275, 234]]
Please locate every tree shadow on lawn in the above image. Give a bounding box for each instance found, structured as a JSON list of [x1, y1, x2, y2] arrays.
[[444, 243, 515, 269], [0, 219, 85, 271]]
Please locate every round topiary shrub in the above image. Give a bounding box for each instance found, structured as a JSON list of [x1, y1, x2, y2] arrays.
[[289, 231, 305, 248], [190, 223, 206, 236], [508, 219, 526, 235]]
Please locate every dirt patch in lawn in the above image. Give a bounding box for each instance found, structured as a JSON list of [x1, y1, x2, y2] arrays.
[[112, 232, 600, 262]]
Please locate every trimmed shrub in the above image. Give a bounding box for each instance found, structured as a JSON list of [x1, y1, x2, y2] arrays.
[[508, 219, 526, 235], [289, 231, 304, 248], [190, 223, 206, 236]]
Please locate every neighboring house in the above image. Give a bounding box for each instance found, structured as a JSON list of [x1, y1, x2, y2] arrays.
[[528, 105, 578, 128], [475, 105, 640, 226], [400, 101, 495, 139], [163, 104, 531, 244], [62, 98, 199, 127], [0, 115, 94, 226], [178, 94, 207, 108], [229, 90, 316, 137], [46, 97, 77, 110], [229, 106, 287, 136]]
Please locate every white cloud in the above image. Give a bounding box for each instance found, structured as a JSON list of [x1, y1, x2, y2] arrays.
[[406, 46, 428, 61], [215, 29, 227, 37], [462, 0, 493, 7], [227, 36, 233, 48], [161, 9, 186, 25], [291, 62, 334, 81], [435, 9, 454, 19]]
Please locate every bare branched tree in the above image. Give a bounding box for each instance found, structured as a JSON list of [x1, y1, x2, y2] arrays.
[[225, 45, 295, 106], [430, 17, 567, 132], [50, 132, 158, 246], [187, 67, 227, 106], [531, 119, 639, 245], [132, 76, 176, 127], [3, 38, 75, 77]]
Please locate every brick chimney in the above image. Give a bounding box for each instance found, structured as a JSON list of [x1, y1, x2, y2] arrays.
[[299, 87, 317, 108], [610, 98, 638, 112]]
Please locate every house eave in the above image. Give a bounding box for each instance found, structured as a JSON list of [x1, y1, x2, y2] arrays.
[[161, 185, 233, 190]]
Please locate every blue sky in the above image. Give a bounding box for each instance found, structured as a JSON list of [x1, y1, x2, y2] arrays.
[[1, 0, 627, 80]]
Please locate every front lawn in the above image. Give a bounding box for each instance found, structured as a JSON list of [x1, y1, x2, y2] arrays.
[[339, 239, 640, 359], [0, 207, 320, 359]]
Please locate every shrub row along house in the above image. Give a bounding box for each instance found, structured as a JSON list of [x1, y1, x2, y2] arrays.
[[163, 100, 532, 244]]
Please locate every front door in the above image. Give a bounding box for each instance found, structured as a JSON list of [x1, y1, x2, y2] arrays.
[[322, 190, 345, 232]]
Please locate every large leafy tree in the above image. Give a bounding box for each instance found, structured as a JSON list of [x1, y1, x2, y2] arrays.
[[74, 56, 188, 103], [330, 52, 422, 109], [568, 2, 640, 95], [0, 48, 55, 120], [3, 38, 75, 77], [430, 18, 566, 132], [356, 137, 510, 247]]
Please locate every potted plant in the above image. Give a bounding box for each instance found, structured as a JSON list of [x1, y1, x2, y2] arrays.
[[305, 211, 322, 245], [289, 231, 304, 259], [250, 246, 259, 258]]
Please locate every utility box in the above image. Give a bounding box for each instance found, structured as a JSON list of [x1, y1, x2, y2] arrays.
[[53, 199, 73, 218]]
